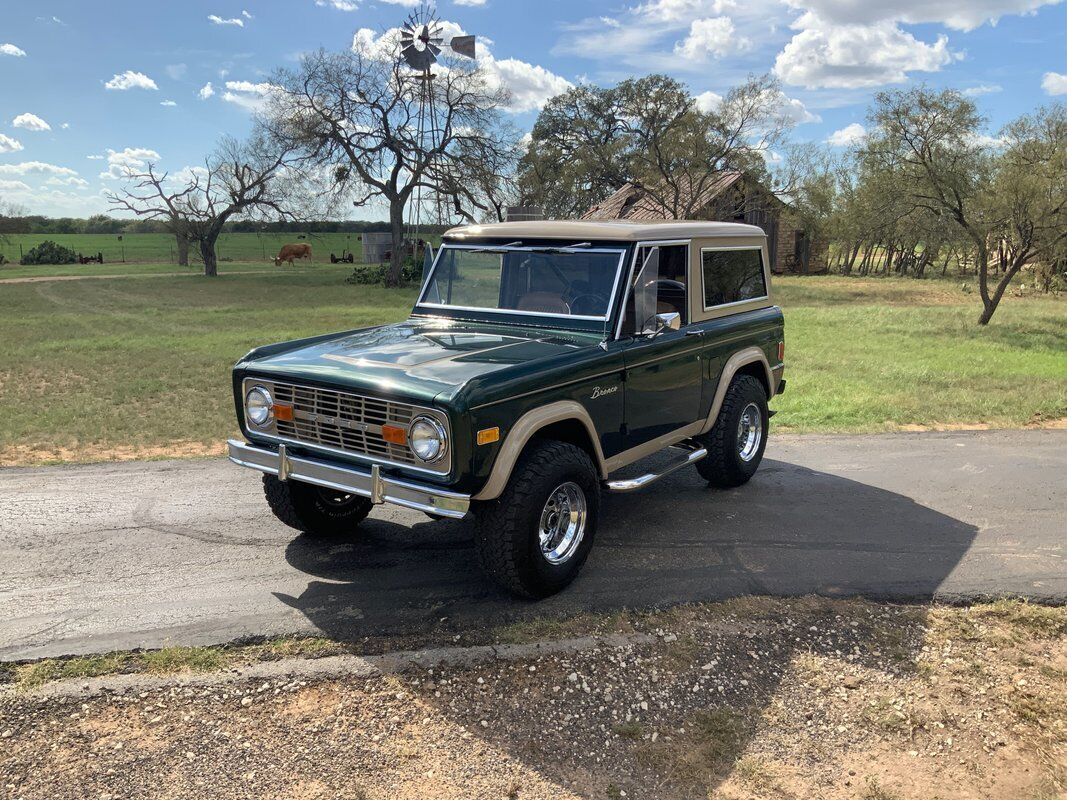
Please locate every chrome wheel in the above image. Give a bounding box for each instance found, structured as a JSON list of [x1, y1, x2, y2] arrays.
[[538, 481, 587, 565], [737, 402, 763, 462], [317, 487, 359, 508]]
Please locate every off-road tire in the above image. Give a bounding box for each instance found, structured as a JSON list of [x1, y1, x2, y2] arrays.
[[472, 440, 600, 599], [262, 475, 372, 538], [696, 374, 769, 488]]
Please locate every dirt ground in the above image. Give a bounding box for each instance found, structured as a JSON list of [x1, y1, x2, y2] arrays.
[[1, 598, 1064, 800]]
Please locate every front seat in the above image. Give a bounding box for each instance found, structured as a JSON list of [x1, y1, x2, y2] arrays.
[[517, 292, 571, 314]]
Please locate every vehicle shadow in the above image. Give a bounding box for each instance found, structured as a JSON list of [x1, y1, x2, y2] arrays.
[[275, 455, 978, 797], [277, 455, 977, 642]]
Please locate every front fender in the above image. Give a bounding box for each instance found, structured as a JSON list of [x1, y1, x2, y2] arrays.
[[471, 401, 608, 501]]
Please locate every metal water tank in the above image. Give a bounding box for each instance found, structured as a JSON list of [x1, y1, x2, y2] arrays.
[[361, 232, 392, 263], [505, 206, 544, 222]]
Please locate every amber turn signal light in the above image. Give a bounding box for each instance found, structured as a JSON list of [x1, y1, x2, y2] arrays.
[[274, 404, 294, 422], [777, 341, 785, 362], [381, 424, 407, 445], [477, 427, 500, 446]]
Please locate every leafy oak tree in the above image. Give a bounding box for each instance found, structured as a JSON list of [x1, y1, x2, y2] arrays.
[[520, 74, 794, 219]]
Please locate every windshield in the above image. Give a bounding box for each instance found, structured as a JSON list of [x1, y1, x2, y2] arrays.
[[418, 246, 626, 321]]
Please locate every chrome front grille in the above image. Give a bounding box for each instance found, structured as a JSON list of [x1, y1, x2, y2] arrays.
[[268, 381, 426, 468]]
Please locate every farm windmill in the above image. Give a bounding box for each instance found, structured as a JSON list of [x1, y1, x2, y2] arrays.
[[397, 3, 477, 231]]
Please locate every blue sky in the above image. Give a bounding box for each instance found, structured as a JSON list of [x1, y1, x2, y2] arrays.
[[1, 0, 1065, 218]]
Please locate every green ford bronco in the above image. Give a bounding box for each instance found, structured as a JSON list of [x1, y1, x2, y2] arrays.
[[229, 220, 785, 597]]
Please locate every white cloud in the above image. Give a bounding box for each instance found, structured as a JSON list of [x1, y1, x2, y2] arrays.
[[0, 134, 24, 153], [198, 82, 216, 99], [774, 14, 956, 89], [782, 0, 1064, 32], [46, 176, 90, 188], [0, 43, 26, 57], [160, 100, 178, 107], [962, 83, 1003, 96], [99, 147, 161, 179], [104, 70, 159, 91], [674, 16, 749, 60], [0, 161, 79, 177], [316, 0, 359, 9], [220, 79, 276, 111], [779, 95, 821, 124], [0, 179, 32, 191], [12, 112, 51, 132], [634, 0, 737, 23], [489, 58, 573, 112], [87, 154, 105, 160], [224, 80, 272, 94], [242, 9, 253, 18], [1042, 71, 1067, 95], [694, 90, 724, 112], [60, 122, 71, 129], [826, 122, 867, 145], [353, 22, 571, 113], [208, 14, 244, 26], [455, 0, 488, 5], [165, 63, 188, 80]]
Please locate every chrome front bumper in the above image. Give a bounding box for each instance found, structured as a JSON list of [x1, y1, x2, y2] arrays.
[[227, 439, 470, 519]]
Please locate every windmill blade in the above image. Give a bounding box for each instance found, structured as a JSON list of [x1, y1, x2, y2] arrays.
[[449, 35, 476, 59], [403, 48, 435, 71], [426, 42, 442, 58]]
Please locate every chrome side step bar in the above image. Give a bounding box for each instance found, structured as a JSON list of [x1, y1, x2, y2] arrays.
[[605, 440, 707, 493]]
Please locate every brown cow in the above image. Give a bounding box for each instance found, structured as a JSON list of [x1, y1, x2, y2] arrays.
[[274, 243, 313, 266]]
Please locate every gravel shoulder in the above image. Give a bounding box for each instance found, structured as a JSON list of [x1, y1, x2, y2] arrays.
[[2, 597, 1064, 800]]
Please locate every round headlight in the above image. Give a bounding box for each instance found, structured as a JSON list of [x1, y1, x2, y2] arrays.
[[409, 416, 447, 462], [245, 386, 274, 427]]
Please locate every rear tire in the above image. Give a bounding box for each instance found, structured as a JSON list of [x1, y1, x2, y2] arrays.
[[263, 475, 372, 538], [472, 440, 600, 599], [696, 374, 769, 488]]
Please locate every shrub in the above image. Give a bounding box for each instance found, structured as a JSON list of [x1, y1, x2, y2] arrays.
[[20, 240, 78, 266], [346, 258, 424, 286]]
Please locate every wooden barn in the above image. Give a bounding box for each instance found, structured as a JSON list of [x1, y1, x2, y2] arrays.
[[582, 170, 827, 274]]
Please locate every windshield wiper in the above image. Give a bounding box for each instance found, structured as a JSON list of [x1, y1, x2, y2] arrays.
[[525, 242, 594, 254], [470, 240, 523, 254]]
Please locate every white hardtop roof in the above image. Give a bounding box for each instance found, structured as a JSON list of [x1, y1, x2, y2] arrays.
[[443, 219, 766, 242]]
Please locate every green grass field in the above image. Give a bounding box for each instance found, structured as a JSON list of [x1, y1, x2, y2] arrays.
[[0, 269, 1063, 465], [0, 232, 369, 268]]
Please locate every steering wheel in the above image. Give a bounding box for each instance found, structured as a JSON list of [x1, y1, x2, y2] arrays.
[[568, 292, 607, 316]]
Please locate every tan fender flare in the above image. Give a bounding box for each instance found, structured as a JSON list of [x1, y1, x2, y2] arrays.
[[473, 400, 607, 501], [699, 347, 775, 435]]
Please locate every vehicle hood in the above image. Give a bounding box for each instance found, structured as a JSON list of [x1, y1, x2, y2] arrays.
[[241, 318, 601, 406]]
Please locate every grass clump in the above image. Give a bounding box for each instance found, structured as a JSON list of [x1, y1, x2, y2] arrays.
[[612, 721, 645, 740]]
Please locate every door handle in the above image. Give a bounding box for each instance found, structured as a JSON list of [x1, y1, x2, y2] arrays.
[[685, 329, 705, 337]]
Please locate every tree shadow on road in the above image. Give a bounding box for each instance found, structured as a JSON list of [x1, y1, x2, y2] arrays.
[[276, 456, 977, 645]]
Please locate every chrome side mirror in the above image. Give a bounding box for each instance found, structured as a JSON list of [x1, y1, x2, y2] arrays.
[[643, 311, 681, 337]]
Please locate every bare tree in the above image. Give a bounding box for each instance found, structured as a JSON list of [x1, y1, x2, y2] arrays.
[[107, 169, 195, 266], [109, 136, 298, 276], [260, 42, 513, 285], [0, 198, 26, 253]]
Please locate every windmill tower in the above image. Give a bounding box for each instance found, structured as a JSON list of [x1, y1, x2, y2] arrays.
[[397, 3, 477, 235]]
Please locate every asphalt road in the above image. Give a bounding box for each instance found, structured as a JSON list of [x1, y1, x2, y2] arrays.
[[1, 430, 1063, 661]]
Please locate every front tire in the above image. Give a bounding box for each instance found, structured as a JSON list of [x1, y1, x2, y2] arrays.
[[472, 440, 600, 598], [263, 475, 372, 538], [696, 374, 769, 488]]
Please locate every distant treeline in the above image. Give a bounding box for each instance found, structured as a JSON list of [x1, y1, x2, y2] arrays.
[[0, 214, 450, 236]]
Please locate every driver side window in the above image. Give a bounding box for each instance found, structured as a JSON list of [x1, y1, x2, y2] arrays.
[[623, 244, 689, 336]]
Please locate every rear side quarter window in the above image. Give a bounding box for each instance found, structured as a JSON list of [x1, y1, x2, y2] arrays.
[[701, 248, 767, 309]]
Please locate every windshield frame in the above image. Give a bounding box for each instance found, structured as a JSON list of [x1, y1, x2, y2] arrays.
[[414, 243, 629, 325]]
